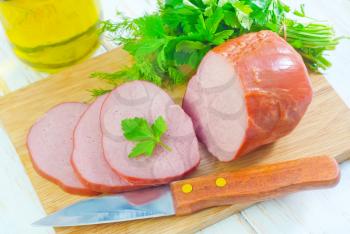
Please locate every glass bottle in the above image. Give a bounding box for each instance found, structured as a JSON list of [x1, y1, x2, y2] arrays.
[[0, 0, 101, 72]]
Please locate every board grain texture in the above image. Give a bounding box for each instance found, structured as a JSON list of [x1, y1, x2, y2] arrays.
[[0, 47, 350, 234]]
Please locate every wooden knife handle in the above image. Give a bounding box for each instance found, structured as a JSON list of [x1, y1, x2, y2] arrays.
[[170, 156, 340, 215]]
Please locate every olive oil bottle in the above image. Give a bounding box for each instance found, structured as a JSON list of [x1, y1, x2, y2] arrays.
[[0, 0, 100, 72]]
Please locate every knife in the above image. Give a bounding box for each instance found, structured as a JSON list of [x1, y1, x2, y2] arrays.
[[33, 155, 339, 227]]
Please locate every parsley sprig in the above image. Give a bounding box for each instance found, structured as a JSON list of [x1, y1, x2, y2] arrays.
[[91, 0, 344, 96], [121, 116, 171, 158]]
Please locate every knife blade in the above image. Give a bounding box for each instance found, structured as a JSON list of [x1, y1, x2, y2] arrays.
[[33, 186, 174, 227], [33, 155, 340, 227]]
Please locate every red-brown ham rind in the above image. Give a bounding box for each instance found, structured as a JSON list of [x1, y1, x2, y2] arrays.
[[72, 95, 144, 193], [27, 103, 98, 196], [101, 81, 200, 185], [183, 31, 313, 161]]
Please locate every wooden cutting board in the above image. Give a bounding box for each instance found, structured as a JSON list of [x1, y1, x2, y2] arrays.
[[0, 47, 350, 234]]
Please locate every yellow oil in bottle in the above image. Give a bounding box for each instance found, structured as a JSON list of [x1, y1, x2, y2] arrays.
[[0, 0, 100, 72]]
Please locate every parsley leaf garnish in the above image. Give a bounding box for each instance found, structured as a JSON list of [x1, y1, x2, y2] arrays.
[[121, 116, 171, 158], [91, 0, 345, 97]]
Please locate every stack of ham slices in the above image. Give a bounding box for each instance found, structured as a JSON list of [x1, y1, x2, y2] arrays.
[[27, 81, 200, 195], [27, 31, 313, 195]]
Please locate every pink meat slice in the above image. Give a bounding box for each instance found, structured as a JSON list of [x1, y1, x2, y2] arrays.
[[183, 31, 313, 162], [101, 81, 200, 185], [123, 186, 168, 206], [72, 95, 143, 193], [27, 102, 98, 196]]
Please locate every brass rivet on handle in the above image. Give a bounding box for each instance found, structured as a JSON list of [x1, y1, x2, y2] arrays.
[[181, 183, 193, 193], [215, 177, 227, 187]]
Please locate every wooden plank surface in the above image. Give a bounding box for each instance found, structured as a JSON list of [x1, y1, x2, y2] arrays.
[[0, 47, 350, 234], [1, 0, 350, 233]]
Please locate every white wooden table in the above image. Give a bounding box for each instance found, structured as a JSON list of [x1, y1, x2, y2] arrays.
[[0, 1, 349, 233]]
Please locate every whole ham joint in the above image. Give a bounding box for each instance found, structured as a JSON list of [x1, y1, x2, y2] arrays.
[[183, 30, 313, 162]]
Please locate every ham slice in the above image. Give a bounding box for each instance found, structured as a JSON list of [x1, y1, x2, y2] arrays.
[[183, 31, 313, 161], [27, 103, 98, 196], [101, 81, 200, 185], [72, 95, 143, 193], [123, 186, 167, 206]]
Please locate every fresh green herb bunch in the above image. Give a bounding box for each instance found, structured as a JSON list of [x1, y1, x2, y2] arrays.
[[91, 0, 341, 96]]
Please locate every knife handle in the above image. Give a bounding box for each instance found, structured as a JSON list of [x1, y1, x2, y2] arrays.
[[170, 155, 339, 215]]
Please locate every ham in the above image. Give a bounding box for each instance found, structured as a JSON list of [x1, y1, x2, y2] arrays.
[[123, 186, 167, 206], [183, 31, 313, 162], [101, 81, 200, 185], [27, 103, 98, 196], [72, 95, 143, 193]]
